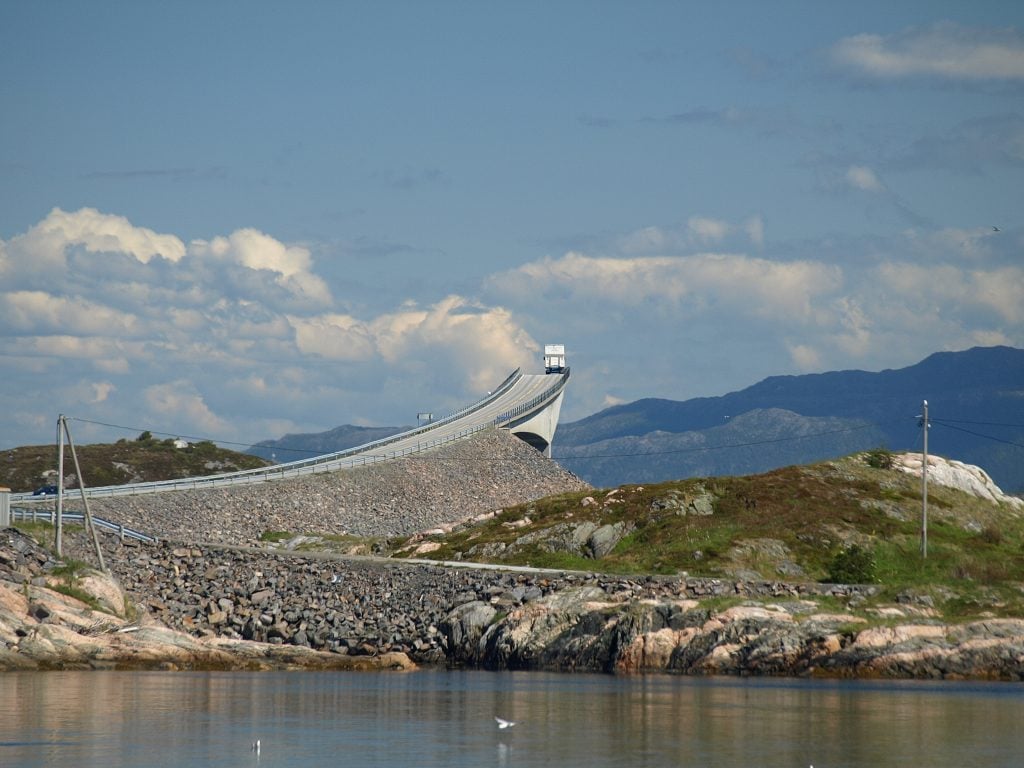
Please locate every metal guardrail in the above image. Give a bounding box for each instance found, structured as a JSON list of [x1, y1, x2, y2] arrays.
[[10, 366, 569, 504], [9, 507, 158, 543]]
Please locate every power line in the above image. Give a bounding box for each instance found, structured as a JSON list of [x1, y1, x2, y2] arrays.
[[67, 417, 322, 456], [929, 420, 1024, 450], [930, 417, 1024, 429]]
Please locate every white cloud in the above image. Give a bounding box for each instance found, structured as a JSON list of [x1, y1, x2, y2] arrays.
[[289, 313, 377, 362], [188, 228, 331, 306], [832, 23, 1024, 81], [490, 251, 842, 322], [91, 381, 115, 403], [0, 208, 546, 447], [687, 216, 729, 244], [845, 165, 884, 192], [29, 207, 185, 264], [143, 381, 233, 435], [788, 344, 821, 371], [873, 262, 1024, 324], [0, 291, 140, 336], [744, 215, 765, 248]]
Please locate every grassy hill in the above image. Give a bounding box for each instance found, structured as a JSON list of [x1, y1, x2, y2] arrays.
[[388, 451, 1024, 621], [2, 434, 270, 493]]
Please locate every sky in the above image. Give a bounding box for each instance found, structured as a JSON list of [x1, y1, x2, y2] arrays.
[[1, 1, 1023, 450]]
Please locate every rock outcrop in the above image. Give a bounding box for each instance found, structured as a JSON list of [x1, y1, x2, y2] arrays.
[[8, 528, 1021, 680], [895, 453, 1023, 510], [445, 586, 1024, 680]]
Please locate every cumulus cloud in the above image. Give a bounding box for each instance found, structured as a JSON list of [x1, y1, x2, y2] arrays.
[[293, 296, 537, 393], [144, 381, 233, 435], [489, 251, 842, 322], [40, 207, 186, 263], [0, 208, 542, 446], [686, 216, 730, 244], [832, 22, 1024, 81], [189, 228, 331, 305], [845, 165, 884, 192]]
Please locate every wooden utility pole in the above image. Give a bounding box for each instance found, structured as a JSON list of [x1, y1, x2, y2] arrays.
[[920, 400, 929, 559], [60, 416, 106, 573]]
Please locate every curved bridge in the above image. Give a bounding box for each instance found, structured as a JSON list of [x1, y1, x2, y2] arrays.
[[11, 367, 570, 503]]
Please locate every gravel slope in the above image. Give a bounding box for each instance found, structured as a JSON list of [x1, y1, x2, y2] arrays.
[[64, 428, 590, 544]]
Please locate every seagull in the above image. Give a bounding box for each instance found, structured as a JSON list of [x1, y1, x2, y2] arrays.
[[993, 226, 1000, 232], [495, 717, 516, 729]]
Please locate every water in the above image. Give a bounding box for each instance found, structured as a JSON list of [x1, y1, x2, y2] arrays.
[[2, 670, 1023, 767]]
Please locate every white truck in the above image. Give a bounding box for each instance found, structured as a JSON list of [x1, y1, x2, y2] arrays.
[[544, 344, 566, 374]]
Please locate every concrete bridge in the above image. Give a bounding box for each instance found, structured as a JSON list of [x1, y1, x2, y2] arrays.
[[10, 366, 570, 504]]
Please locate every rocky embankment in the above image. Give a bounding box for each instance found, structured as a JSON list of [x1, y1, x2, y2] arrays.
[[0, 529, 413, 671], [68, 427, 591, 543]]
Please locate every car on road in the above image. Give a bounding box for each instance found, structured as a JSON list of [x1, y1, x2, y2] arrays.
[[32, 485, 58, 496]]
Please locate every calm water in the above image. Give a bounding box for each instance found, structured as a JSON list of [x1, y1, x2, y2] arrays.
[[2, 670, 1023, 767]]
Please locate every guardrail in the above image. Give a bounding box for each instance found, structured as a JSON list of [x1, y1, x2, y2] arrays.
[[9, 507, 158, 543]]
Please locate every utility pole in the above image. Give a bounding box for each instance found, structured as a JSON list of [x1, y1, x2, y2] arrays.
[[55, 415, 64, 556], [919, 400, 929, 559], [60, 416, 107, 573]]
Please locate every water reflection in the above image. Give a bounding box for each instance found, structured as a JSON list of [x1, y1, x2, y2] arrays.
[[1, 671, 1023, 767]]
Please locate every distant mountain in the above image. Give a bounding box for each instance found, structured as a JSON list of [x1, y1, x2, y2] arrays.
[[247, 424, 410, 463], [555, 346, 1024, 492]]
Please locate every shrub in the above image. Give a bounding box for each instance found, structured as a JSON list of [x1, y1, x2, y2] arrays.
[[864, 447, 894, 470], [826, 544, 877, 584]]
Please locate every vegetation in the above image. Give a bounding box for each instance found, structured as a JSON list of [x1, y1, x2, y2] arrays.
[[1, 439, 270, 493], [381, 451, 1024, 622]]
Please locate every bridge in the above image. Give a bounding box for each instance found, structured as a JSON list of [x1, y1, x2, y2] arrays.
[[9, 366, 570, 505]]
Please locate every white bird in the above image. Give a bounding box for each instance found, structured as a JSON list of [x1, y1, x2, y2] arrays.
[[495, 717, 516, 729]]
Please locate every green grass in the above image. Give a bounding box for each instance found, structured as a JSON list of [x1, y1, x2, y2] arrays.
[[383, 453, 1024, 622]]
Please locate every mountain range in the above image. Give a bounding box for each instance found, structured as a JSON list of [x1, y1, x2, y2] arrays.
[[246, 346, 1024, 493], [554, 346, 1024, 492]]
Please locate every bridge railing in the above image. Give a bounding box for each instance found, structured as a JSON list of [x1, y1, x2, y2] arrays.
[[9, 506, 158, 543], [495, 368, 570, 426]]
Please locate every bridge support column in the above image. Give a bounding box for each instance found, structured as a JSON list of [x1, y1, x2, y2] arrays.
[[503, 389, 566, 457]]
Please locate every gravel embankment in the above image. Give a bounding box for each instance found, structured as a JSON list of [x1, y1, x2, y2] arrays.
[[60, 427, 591, 544]]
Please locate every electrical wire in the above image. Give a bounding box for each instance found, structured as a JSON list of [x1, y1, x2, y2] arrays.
[[67, 416, 323, 456], [929, 420, 1024, 450]]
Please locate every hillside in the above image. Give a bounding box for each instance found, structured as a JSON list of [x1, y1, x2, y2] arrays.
[[555, 346, 1024, 491], [391, 450, 1024, 621], [1, 435, 270, 494]]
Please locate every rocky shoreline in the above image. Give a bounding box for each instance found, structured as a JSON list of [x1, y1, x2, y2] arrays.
[[5, 430, 1024, 678], [5, 528, 1024, 679]]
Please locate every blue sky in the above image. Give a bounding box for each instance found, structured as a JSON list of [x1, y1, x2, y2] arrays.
[[1, 1, 1022, 449]]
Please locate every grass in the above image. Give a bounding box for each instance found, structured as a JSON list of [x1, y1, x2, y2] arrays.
[[385, 452, 1024, 622]]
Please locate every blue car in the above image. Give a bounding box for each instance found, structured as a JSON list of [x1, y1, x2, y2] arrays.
[[32, 485, 59, 496]]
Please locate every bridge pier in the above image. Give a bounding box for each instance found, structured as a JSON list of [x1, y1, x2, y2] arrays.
[[504, 387, 566, 458]]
